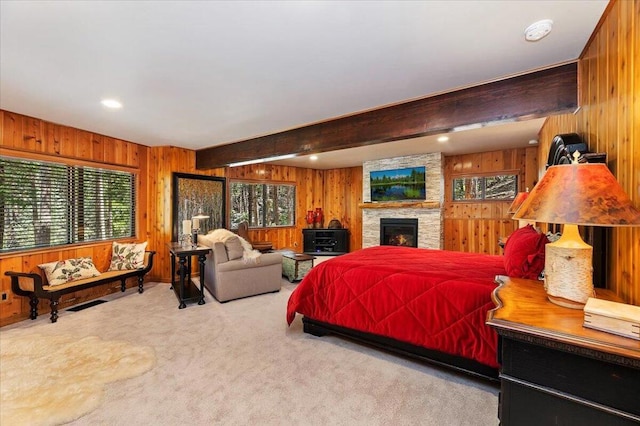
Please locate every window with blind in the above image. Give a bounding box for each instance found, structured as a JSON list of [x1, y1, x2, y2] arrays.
[[0, 156, 136, 252]]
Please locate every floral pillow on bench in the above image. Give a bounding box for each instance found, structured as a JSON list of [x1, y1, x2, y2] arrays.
[[108, 241, 148, 271], [38, 257, 101, 286]]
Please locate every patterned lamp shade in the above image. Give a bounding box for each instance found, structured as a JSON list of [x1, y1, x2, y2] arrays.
[[513, 163, 640, 226], [507, 191, 529, 215]]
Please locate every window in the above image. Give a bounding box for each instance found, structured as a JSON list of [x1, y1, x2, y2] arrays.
[[453, 174, 518, 201], [0, 156, 136, 252], [229, 181, 295, 229]]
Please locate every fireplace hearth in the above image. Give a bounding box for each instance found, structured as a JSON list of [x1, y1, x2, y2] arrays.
[[380, 218, 418, 247]]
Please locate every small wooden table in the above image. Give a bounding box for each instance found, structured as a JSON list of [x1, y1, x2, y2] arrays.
[[280, 251, 315, 282], [487, 276, 640, 425], [167, 243, 211, 309]]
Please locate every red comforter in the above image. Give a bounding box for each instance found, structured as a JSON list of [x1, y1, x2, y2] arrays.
[[286, 246, 506, 368]]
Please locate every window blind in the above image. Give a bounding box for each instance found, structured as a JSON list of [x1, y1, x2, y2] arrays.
[[0, 156, 136, 252]]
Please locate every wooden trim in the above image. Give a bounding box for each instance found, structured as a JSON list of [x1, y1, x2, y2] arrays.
[[228, 177, 297, 185], [358, 201, 440, 209], [196, 63, 578, 169], [450, 169, 521, 178], [0, 147, 139, 173]]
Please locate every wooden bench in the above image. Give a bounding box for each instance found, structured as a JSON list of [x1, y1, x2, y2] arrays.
[[4, 251, 155, 323]]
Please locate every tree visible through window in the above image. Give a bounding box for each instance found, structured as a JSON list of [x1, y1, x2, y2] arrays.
[[230, 181, 295, 229], [452, 174, 518, 201], [0, 156, 136, 252]]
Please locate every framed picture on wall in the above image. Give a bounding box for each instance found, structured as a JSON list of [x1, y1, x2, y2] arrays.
[[172, 173, 226, 241]]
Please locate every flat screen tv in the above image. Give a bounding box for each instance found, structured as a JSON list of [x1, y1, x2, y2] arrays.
[[370, 166, 426, 202]]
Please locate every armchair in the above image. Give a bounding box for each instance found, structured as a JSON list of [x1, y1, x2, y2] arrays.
[[198, 236, 282, 302]]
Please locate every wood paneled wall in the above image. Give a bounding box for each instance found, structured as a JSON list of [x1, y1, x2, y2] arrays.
[[0, 110, 151, 325], [224, 164, 363, 260], [443, 147, 538, 254], [0, 112, 363, 325], [539, 0, 639, 305], [145, 146, 224, 283]]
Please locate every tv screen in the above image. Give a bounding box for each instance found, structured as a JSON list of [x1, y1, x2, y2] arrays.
[[370, 166, 426, 202]]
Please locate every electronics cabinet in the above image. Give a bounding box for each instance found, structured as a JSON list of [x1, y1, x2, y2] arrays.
[[302, 229, 349, 255]]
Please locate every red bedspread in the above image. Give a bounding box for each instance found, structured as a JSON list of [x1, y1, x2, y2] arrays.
[[286, 246, 506, 368]]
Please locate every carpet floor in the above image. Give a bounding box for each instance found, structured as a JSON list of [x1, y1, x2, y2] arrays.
[[1, 280, 499, 425]]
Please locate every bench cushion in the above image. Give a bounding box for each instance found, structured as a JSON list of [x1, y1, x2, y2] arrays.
[[38, 257, 101, 286]]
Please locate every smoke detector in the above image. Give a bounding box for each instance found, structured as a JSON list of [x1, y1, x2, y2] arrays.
[[524, 19, 553, 42]]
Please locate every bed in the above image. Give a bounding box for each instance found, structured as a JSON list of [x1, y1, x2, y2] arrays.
[[286, 245, 513, 380]]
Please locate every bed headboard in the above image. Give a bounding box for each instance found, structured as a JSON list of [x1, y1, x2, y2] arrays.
[[547, 133, 607, 168]]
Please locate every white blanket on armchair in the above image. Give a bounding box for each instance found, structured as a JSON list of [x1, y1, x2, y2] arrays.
[[200, 229, 261, 263]]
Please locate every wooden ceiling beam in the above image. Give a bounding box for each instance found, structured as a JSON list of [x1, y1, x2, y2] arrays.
[[196, 62, 577, 169]]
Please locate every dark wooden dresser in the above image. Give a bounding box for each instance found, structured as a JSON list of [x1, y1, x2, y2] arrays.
[[487, 276, 640, 426]]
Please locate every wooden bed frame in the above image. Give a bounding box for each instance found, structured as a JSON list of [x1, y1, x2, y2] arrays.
[[302, 316, 499, 382]]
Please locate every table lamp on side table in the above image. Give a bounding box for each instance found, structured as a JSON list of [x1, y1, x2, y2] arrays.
[[191, 213, 210, 247], [513, 153, 640, 309]]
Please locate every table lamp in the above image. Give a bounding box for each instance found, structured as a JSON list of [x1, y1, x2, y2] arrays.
[[513, 154, 640, 309], [191, 213, 210, 246], [508, 189, 531, 228]]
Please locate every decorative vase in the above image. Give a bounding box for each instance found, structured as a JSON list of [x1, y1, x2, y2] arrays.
[[305, 210, 315, 228], [313, 208, 324, 229]]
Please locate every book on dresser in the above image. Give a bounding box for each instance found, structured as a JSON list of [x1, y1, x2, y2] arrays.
[[583, 297, 640, 340]]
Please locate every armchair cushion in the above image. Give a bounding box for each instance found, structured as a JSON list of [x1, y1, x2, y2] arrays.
[[223, 236, 244, 260]]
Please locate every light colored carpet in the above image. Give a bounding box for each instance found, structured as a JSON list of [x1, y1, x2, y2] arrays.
[[0, 331, 156, 426], [1, 281, 499, 425]]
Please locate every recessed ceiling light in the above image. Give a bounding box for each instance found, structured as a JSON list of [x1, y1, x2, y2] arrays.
[[310, 155, 318, 161], [437, 136, 449, 143], [529, 139, 539, 145], [524, 19, 553, 42], [101, 99, 122, 109]]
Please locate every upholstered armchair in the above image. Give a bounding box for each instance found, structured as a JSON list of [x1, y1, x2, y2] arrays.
[[197, 234, 282, 302]]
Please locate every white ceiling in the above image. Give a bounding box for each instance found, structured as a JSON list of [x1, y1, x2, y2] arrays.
[[0, 1, 607, 168]]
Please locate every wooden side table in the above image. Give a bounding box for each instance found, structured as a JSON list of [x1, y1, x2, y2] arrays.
[[167, 243, 211, 309], [280, 251, 315, 282], [487, 276, 640, 425]]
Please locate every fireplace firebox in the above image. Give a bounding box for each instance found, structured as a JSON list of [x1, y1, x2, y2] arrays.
[[380, 218, 418, 247]]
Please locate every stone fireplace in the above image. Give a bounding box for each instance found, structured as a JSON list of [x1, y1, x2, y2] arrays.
[[380, 218, 418, 247], [361, 153, 444, 249]]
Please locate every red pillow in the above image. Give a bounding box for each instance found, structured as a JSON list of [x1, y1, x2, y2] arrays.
[[503, 225, 549, 280]]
